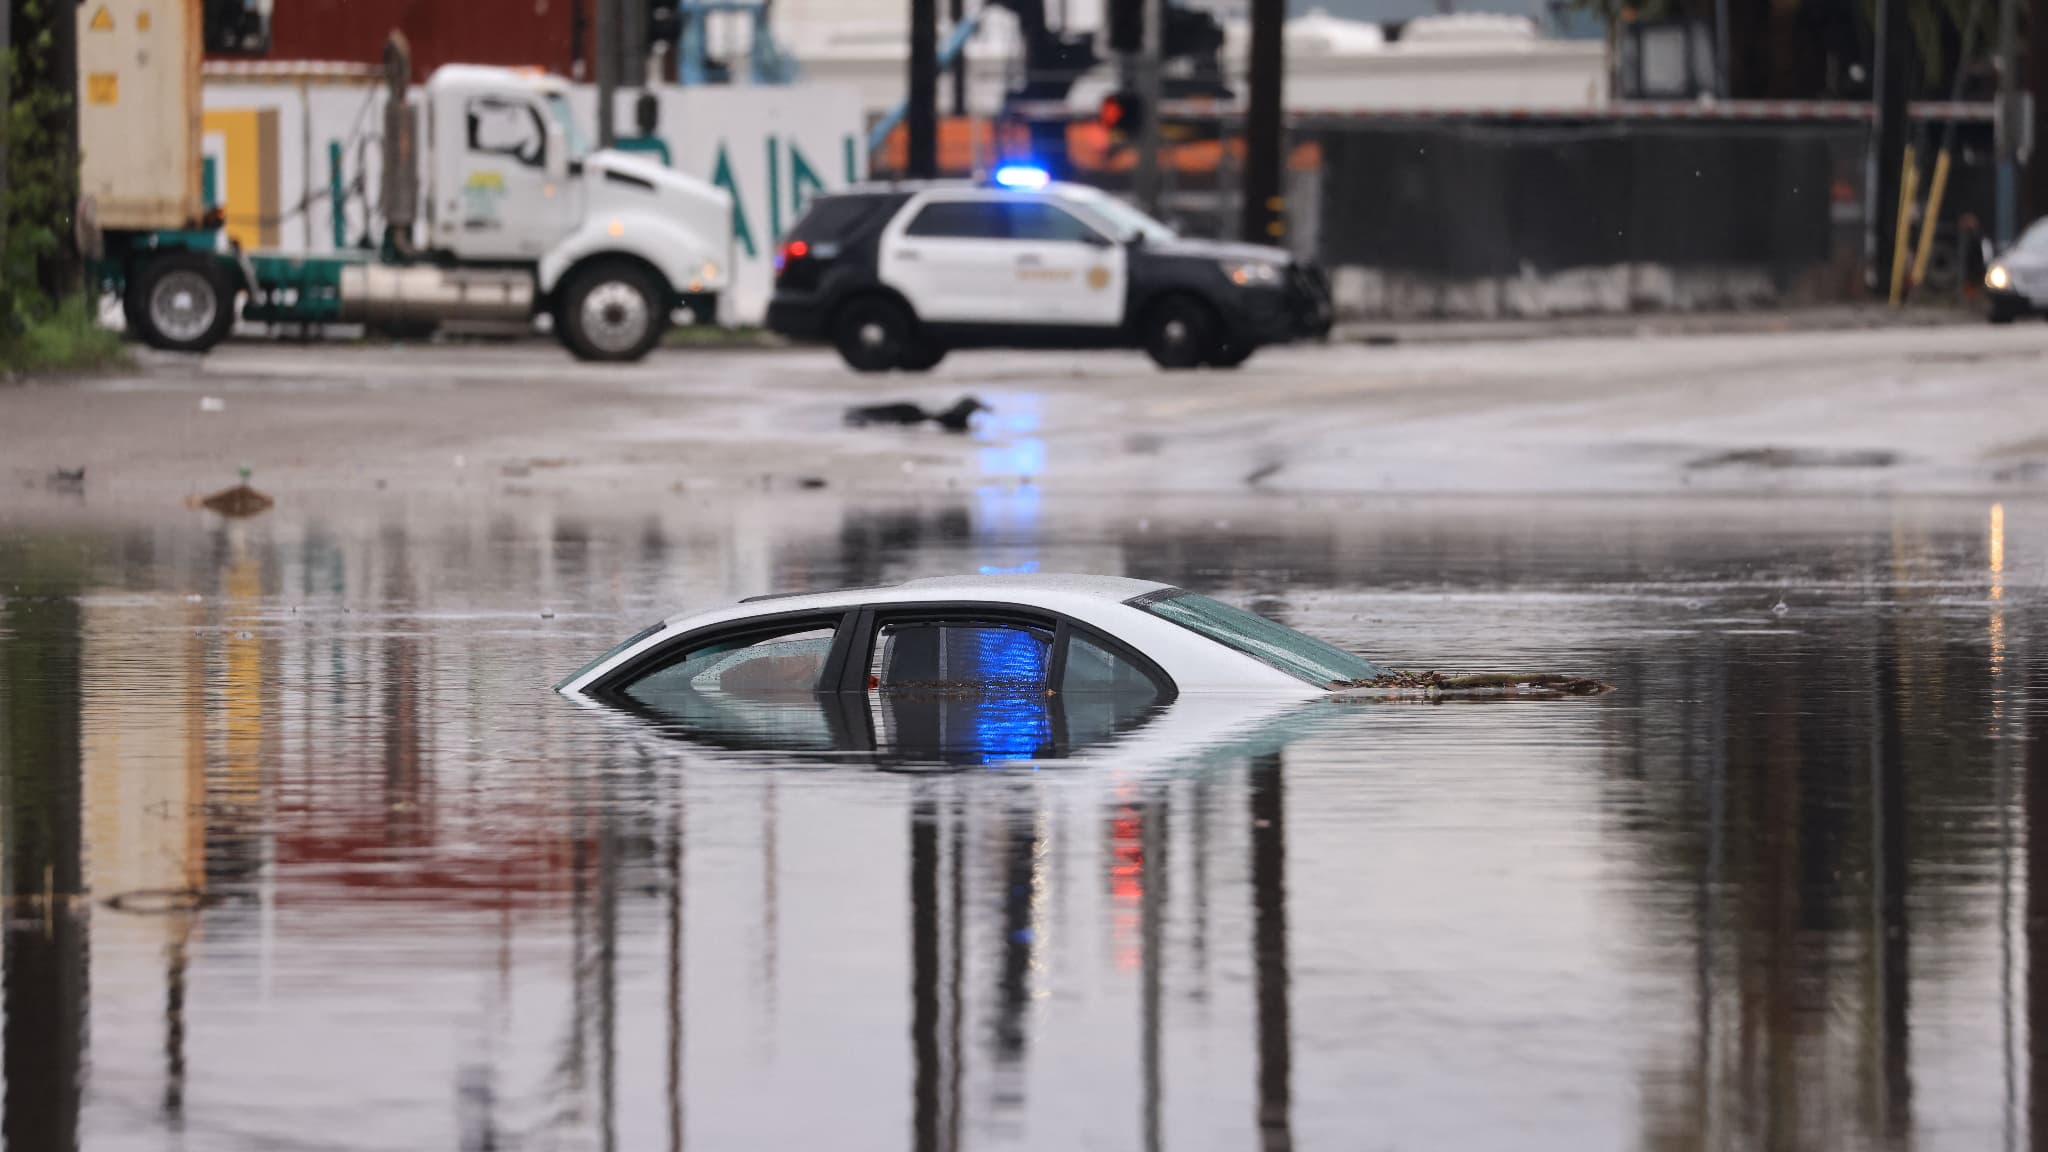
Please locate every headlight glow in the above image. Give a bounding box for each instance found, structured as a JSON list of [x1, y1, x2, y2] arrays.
[[1223, 261, 1283, 287], [1987, 265, 2011, 290]]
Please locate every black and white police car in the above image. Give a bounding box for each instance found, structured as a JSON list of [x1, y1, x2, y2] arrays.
[[765, 165, 1333, 372]]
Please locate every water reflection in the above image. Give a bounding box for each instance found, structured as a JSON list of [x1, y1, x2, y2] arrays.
[[0, 496, 2041, 1148]]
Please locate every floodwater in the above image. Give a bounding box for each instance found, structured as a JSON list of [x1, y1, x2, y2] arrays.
[[0, 491, 2038, 1151]]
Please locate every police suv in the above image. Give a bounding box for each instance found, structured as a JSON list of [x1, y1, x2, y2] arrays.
[[765, 167, 1333, 372]]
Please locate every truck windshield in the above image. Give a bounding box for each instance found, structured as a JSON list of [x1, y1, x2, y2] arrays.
[[545, 94, 592, 162], [1127, 589, 1382, 687]]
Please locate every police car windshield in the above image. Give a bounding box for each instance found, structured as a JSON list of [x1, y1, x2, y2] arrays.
[[1062, 191, 1176, 244]]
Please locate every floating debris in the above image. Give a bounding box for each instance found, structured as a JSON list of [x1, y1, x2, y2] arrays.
[[199, 395, 225, 413], [1334, 670, 1614, 698], [195, 466, 274, 518], [45, 466, 85, 493]]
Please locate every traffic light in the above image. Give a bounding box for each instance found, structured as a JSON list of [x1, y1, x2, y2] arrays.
[[1100, 89, 1144, 142], [202, 0, 269, 55], [647, 0, 683, 47]]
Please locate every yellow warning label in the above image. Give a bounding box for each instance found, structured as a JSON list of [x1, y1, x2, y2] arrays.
[[87, 72, 119, 104], [88, 5, 113, 31], [137, 10, 151, 30]]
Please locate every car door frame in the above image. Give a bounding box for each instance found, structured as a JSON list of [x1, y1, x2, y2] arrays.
[[832, 602, 1178, 698], [1001, 198, 1127, 327], [834, 602, 1178, 758], [581, 607, 862, 697], [878, 192, 1018, 324]]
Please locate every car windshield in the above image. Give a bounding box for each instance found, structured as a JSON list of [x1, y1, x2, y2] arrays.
[[1129, 590, 1382, 687], [1059, 189, 1177, 243], [544, 93, 591, 162]]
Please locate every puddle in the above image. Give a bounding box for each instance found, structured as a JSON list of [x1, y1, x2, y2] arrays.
[[0, 493, 2035, 1150]]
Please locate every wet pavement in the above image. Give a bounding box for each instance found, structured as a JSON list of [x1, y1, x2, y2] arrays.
[[5, 337, 2048, 1150]]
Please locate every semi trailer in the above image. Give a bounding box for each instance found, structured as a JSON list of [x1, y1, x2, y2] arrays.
[[79, 0, 733, 360]]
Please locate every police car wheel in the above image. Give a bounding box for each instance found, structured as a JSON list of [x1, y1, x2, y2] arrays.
[[832, 296, 913, 373], [1208, 342, 1254, 369], [1143, 295, 1217, 371], [899, 342, 947, 372], [559, 260, 667, 362]]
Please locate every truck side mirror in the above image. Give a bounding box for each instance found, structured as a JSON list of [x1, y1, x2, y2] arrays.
[[544, 119, 570, 183]]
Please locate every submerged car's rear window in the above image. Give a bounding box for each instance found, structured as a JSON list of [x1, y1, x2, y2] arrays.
[[788, 194, 898, 243], [556, 621, 665, 691], [1127, 589, 1381, 687]]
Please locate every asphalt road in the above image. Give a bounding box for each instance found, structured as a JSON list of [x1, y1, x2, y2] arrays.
[[7, 322, 2048, 517]]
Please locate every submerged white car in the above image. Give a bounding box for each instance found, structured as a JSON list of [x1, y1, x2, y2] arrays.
[[558, 574, 1603, 764], [557, 574, 1379, 703]]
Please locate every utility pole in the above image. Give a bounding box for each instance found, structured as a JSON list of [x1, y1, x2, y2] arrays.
[[908, 0, 939, 177], [1240, 0, 1285, 245], [1, 0, 12, 310], [2030, 0, 2048, 221], [1866, 0, 1911, 294], [596, 0, 620, 145], [1995, 0, 2020, 244], [948, 0, 966, 115], [1134, 0, 1164, 214]]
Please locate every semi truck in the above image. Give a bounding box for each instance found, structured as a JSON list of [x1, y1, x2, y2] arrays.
[[78, 0, 733, 360]]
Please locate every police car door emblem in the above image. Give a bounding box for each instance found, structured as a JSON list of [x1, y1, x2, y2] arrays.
[[1086, 266, 1110, 290]]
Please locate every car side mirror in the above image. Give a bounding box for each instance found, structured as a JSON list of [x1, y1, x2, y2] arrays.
[[543, 118, 569, 183], [1083, 231, 1113, 248]]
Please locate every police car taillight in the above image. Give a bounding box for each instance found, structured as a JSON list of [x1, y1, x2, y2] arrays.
[[775, 239, 840, 273]]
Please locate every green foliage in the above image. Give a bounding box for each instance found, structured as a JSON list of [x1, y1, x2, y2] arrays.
[[3, 0, 83, 340], [1, 295, 126, 375]]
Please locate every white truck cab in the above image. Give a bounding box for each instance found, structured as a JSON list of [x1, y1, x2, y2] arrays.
[[410, 65, 733, 359]]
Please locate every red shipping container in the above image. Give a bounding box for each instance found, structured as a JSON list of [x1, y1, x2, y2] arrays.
[[248, 0, 591, 81]]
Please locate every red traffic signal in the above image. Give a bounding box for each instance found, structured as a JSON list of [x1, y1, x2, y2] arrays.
[[1100, 90, 1144, 138]]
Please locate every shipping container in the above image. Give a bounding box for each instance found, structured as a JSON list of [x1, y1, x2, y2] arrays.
[[80, 0, 205, 230], [244, 0, 589, 82]]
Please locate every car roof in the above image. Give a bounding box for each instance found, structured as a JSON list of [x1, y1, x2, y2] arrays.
[[675, 573, 1173, 627], [825, 179, 1103, 200]]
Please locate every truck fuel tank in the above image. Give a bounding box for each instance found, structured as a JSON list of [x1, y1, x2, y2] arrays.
[[337, 265, 534, 326]]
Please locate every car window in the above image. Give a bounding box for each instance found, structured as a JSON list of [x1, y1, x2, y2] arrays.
[[790, 194, 896, 242], [1061, 633, 1160, 696], [871, 620, 1054, 691], [624, 623, 838, 704], [1127, 589, 1383, 687], [1007, 202, 1104, 244], [904, 200, 1010, 240]]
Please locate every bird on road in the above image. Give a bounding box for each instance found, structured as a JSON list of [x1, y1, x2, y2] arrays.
[[844, 396, 989, 434]]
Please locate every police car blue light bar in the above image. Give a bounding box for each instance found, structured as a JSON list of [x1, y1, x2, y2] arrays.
[[993, 164, 1050, 190]]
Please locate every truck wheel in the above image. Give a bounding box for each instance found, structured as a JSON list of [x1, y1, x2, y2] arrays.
[[898, 341, 947, 372], [128, 252, 238, 353], [558, 260, 667, 362], [832, 296, 913, 373], [1143, 295, 1217, 371]]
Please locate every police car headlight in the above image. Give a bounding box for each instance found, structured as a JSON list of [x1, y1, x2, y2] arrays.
[[1987, 264, 2011, 290], [1222, 260, 1284, 287]]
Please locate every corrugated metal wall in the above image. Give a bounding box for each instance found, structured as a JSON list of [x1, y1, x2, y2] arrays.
[[253, 0, 590, 80]]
